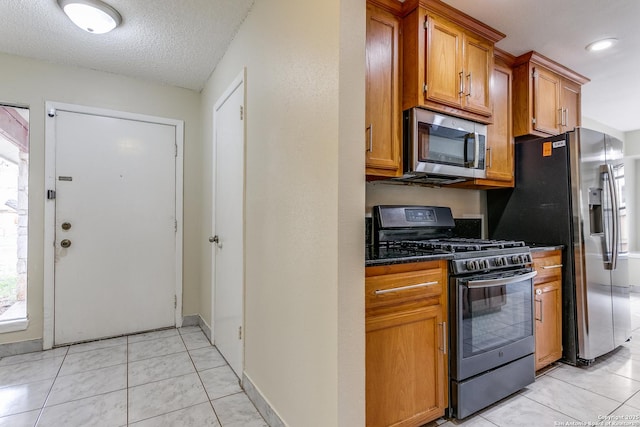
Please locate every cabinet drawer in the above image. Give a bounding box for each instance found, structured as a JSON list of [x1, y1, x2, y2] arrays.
[[533, 250, 563, 283], [366, 268, 443, 310]]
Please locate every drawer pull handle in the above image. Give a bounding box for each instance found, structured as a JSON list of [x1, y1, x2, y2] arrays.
[[374, 281, 438, 295], [542, 264, 563, 269]]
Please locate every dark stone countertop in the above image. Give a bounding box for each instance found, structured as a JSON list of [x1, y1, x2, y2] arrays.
[[365, 245, 453, 267], [527, 244, 565, 253]]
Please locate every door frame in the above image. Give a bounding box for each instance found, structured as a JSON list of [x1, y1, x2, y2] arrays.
[[43, 101, 184, 349], [212, 68, 246, 373]]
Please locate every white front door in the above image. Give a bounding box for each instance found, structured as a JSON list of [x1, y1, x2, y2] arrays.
[[213, 71, 245, 377], [51, 108, 180, 345]]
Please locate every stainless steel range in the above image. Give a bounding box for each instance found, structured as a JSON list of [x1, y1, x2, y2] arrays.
[[371, 205, 537, 419]]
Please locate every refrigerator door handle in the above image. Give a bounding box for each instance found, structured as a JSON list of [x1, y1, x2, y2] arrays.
[[604, 163, 619, 270]]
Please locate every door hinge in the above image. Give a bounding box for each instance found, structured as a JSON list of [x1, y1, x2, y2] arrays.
[[238, 326, 242, 340], [240, 106, 244, 120], [532, 70, 538, 78], [47, 190, 56, 200], [423, 20, 428, 29], [174, 295, 177, 309], [175, 220, 178, 232], [532, 117, 537, 124], [423, 83, 428, 93], [175, 144, 178, 157]]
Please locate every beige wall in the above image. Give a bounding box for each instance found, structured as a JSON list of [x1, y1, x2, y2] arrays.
[[200, 0, 365, 425], [366, 183, 486, 230], [0, 52, 202, 345]]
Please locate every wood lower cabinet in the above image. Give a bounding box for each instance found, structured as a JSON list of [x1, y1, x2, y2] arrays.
[[532, 249, 563, 371], [513, 51, 589, 138], [365, 0, 402, 178], [366, 260, 448, 427]]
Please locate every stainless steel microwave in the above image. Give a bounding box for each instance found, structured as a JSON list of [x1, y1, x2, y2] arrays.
[[396, 108, 487, 184]]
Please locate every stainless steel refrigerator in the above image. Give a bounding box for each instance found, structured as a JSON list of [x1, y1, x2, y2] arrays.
[[487, 127, 630, 364]]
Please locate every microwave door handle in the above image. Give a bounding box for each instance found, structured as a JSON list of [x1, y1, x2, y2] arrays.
[[463, 133, 477, 168], [473, 132, 479, 169]]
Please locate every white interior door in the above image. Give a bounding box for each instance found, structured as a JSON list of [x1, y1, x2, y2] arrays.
[[213, 71, 245, 377], [53, 110, 178, 345]]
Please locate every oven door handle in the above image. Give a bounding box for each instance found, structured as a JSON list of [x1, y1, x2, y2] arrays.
[[463, 271, 538, 288]]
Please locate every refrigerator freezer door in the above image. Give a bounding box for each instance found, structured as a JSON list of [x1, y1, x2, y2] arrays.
[[573, 128, 615, 360]]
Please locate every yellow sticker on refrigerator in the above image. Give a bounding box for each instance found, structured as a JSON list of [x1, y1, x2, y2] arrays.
[[542, 141, 552, 157]]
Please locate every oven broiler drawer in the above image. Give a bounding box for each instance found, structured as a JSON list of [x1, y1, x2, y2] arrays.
[[366, 261, 444, 312]]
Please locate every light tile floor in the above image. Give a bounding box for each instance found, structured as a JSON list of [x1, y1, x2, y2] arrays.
[[0, 326, 267, 427], [429, 292, 640, 427]]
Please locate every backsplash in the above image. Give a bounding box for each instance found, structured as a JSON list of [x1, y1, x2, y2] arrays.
[[366, 216, 482, 246]]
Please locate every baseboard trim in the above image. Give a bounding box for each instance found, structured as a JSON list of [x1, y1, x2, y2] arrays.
[[181, 314, 200, 327], [243, 372, 286, 427], [0, 338, 43, 358], [198, 317, 212, 342]]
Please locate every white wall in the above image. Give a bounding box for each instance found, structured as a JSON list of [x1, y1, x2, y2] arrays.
[[200, 0, 365, 426], [625, 130, 640, 256], [0, 52, 202, 345]]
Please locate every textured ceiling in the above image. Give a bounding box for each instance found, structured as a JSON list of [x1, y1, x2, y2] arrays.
[[0, 0, 254, 91], [0, 1, 637, 132], [443, 0, 640, 132]]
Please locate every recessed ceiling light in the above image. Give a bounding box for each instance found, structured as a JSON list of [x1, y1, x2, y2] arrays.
[[57, 0, 122, 34], [585, 38, 618, 52]]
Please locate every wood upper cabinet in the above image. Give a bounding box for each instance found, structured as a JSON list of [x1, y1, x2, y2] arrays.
[[513, 51, 589, 138], [450, 50, 514, 189], [402, 0, 504, 124], [532, 249, 563, 371], [365, 1, 402, 178], [366, 260, 448, 427]]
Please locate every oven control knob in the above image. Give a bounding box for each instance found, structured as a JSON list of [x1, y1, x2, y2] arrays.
[[511, 255, 521, 263], [495, 257, 504, 267], [466, 260, 478, 271], [481, 259, 490, 270]]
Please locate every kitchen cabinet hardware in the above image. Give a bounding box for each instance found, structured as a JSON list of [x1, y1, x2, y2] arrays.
[[366, 123, 373, 152], [374, 280, 438, 295], [439, 321, 447, 354], [542, 264, 563, 269]]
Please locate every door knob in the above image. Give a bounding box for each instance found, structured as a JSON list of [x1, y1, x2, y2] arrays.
[[209, 235, 222, 248], [60, 239, 72, 248], [61, 222, 72, 230]]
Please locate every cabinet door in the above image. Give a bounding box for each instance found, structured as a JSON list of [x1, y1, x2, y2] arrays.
[[485, 64, 513, 182], [425, 15, 463, 108], [532, 66, 561, 135], [561, 79, 581, 133], [462, 34, 492, 116], [534, 281, 563, 370], [366, 305, 447, 427], [365, 3, 401, 177]]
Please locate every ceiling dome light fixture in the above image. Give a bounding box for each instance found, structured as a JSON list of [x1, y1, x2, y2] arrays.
[[585, 38, 618, 52], [57, 0, 122, 34]]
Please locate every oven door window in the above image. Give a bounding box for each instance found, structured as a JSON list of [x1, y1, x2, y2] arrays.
[[460, 279, 533, 358], [417, 122, 485, 169]]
